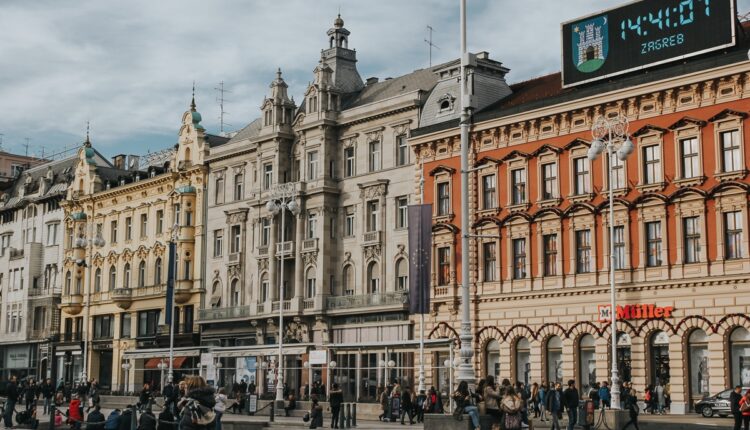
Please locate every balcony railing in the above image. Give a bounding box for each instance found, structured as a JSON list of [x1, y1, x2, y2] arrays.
[[256, 303, 266, 314], [61, 332, 83, 343], [302, 238, 318, 251], [363, 231, 381, 244], [276, 241, 294, 256], [30, 328, 52, 339], [326, 290, 408, 310], [303, 298, 315, 310], [271, 300, 291, 312], [199, 305, 251, 322], [258, 246, 269, 256], [9, 248, 24, 260], [229, 252, 242, 264]]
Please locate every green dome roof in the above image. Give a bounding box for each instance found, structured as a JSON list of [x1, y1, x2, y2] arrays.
[[176, 185, 196, 194], [71, 212, 88, 220]]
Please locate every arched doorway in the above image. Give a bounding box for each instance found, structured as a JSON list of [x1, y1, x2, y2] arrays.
[[546, 336, 563, 384], [485, 340, 500, 381], [515, 337, 530, 385], [650, 330, 671, 385], [688, 329, 709, 405], [579, 334, 596, 392], [730, 327, 750, 386], [616, 332, 632, 384]]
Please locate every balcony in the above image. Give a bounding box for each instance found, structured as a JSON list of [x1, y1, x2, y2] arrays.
[[256, 303, 266, 314], [271, 300, 291, 312], [326, 291, 408, 311], [228, 252, 242, 264], [9, 248, 24, 260], [276, 241, 294, 257], [30, 328, 52, 340], [175, 280, 193, 304], [61, 293, 84, 315], [303, 298, 315, 310], [258, 246, 269, 256], [363, 231, 381, 244], [112, 288, 132, 310], [61, 332, 83, 343], [302, 238, 318, 252], [199, 305, 251, 322]]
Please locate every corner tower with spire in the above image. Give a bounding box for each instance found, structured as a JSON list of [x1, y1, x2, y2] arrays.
[[320, 14, 363, 93]]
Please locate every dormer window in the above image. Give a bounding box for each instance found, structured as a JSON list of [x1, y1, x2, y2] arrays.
[[437, 94, 455, 115], [150, 169, 156, 178]]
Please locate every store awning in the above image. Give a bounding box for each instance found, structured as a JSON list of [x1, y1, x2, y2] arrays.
[[144, 357, 188, 369]]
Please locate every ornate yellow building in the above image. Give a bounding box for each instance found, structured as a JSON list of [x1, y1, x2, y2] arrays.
[[57, 99, 227, 390]]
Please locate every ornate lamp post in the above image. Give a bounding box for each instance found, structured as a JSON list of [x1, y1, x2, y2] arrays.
[[265, 183, 300, 405], [587, 113, 634, 410]]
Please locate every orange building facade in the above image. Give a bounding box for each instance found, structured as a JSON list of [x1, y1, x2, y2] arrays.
[[411, 34, 750, 414]]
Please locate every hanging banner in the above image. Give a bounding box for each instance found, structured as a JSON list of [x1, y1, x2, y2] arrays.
[[408, 204, 432, 314], [165, 241, 176, 325]]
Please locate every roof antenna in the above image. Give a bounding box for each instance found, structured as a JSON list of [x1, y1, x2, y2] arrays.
[[191, 81, 197, 111], [215, 81, 232, 135], [23, 138, 31, 157], [425, 25, 440, 67], [0, 133, 4, 152]]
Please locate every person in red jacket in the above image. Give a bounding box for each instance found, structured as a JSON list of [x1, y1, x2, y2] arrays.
[[740, 390, 750, 430], [68, 394, 83, 430]]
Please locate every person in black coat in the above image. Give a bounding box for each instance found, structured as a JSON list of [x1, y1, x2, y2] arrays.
[[731, 385, 743, 430], [87, 405, 106, 430], [157, 408, 177, 430], [139, 384, 152, 412], [117, 407, 134, 430], [25, 381, 37, 412], [138, 408, 157, 430], [562, 380, 579, 430], [400, 388, 415, 425], [41, 378, 54, 416], [308, 397, 323, 429], [4, 376, 19, 428], [329, 383, 344, 428], [178, 376, 216, 430]]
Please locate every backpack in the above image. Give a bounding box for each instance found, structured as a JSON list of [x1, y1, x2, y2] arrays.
[[105, 411, 121, 430]]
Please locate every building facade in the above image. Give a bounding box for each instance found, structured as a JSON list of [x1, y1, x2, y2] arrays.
[[56, 102, 226, 391], [0, 153, 107, 381], [200, 16, 512, 401], [412, 24, 750, 414], [0, 150, 48, 186]]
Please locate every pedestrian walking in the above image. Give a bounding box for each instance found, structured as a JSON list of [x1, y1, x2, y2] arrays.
[[731, 385, 743, 430], [562, 380, 579, 430], [329, 383, 344, 428]]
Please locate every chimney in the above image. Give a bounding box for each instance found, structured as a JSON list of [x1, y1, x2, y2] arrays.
[[127, 155, 140, 171], [112, 154, 126, 170], [366, 77, 379, 85], [476, 51, 490, 60]]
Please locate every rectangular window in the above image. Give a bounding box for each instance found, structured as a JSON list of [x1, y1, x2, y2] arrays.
[[483, 242, 496, 282], [721, 130, 742, 172], [612, 225, 626, 270], [213, 230, 223, 258], [366, 201, 379, 232], [261, 218, 270, 247], [482, 175, 497, 209], [307, 214, 317, 239], [368, 141, 381, 171], [542, 163, 558, 200], [214, 176, 225, 204], [725, 211, 743, 260], [185, 210, 193, 226], [543, 234, 557, 276], [184, 305, 194, 334], [140, 214, 147, 238], [511, 169, 526, 205], [576, 230, 591, 273], [683, 216, 701, 263], [46, 223, 58, 246], [137, 310, 160, 337], [646, 221, 662, 267], [513, 238, 526, 279], [307, 151, 319, 180], [183, 260, 191, 280], [93, 315, 114, 339], [643, 145, 661, 184], [437, 182, 450, 216], [234, 173, 244, 201], [125, 217, 132, 240], [263, 163, 273, 190], [608, 155, 625, 190], [230, 225, 241, 254], [680, 137, 700, 179], [574, 157, 590, 194], [344, 147, 355, 177], [396, 197, 408, 229], [156, 210, 164, 234], [110, 220, 118, 243], [437, 247, 451, 286], [396, 135, 408, 166], [173, 204, 181, 227], [345, 206, 355, 237]]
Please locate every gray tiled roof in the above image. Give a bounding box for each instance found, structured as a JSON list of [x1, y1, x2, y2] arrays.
[[227, 118, 262, 144], [341, 67, 439, 109]]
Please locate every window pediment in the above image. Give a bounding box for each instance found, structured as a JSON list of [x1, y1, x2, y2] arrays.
[[563, 138, 589, 151], [668, 116, 707, 130], [429, 165, 456, 176], [709, 108, 748, 122], [632, 124, 668, 138]]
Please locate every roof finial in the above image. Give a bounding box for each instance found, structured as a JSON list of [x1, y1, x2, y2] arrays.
[[276, 68, 282, 80], [84, 121, 91, 147], [190, 81, 196, 112]]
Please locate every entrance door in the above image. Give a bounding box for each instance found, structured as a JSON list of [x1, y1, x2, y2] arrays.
[[98, 351, 113, 390]]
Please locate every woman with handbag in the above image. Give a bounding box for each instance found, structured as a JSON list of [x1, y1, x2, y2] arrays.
[[452, 381, 481, 430], [500, 386, 523, 430], [483, 376, 503, 430]]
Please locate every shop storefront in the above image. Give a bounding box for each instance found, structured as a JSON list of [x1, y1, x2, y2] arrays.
[[0, 344, 38, 381]]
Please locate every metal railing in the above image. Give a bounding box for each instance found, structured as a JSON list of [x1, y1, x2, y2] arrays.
[[326, 291, 408, 310], [199, 305, 251, 321]]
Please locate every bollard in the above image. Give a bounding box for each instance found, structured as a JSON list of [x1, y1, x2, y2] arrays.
[[48, 405, 55, 430], [351, 402, 357, 427], [270, 400, 275, 422], [339, 404, 347, 429], [342, 403, 349, 428], [130, 405, 137, 430]]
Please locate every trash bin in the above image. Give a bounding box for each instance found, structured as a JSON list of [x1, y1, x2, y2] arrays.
[[577, 400, 595, 429]]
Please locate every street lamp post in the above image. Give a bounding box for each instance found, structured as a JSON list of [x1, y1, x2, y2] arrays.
[[587, 113, 634, 410], [74, 222, 105, 384], [265, 183, 300, 406], [121, 362, 131, 394], [158, 360, 168, 392]]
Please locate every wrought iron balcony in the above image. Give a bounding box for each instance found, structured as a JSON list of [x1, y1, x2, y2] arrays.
[[326, 290, 408, 311], [112, 288, 133, 310], [61, 293, 84, 315]]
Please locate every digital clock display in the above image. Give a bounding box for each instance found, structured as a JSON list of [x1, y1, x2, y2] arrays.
[[561, 0, 736, 87]]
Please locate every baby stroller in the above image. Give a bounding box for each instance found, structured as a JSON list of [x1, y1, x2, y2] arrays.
[[14, 409, 39, 429]]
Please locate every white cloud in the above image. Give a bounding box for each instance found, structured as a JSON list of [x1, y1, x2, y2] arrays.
[[1, 0, 748, 157]]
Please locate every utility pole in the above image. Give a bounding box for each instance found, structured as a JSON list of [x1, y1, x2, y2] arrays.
[[23, 138, 30, 157], [215, 81, 231, 135], [424, 25, 440, 67]]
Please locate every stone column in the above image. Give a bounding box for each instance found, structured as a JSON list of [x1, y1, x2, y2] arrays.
[[707, 333, 727, 397], [668, 336, 687, 414], [530, 342, 543, 385], [630, 336, 647, 394], [595, 337, 609, 388], [562, 338, 575, 385], [294, 213, 305, 301], [499, 339, 512, 381], [379, 196, 387, 292], [268, 216, 278, 302]]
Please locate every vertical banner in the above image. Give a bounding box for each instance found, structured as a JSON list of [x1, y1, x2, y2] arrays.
[[165, 241, 176, 325], [408, 204, 432, 314]]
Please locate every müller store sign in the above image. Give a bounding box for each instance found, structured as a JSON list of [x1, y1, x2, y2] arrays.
[[598, 304, 674, 322]]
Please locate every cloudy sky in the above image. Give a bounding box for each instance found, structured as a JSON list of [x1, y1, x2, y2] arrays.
[[2, 0, 748, 159]]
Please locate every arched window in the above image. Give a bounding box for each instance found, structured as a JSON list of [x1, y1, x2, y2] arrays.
[[109, 266, 116, 290], [342, 265, 354, 296], [75, 276, 82, 294], [485, 339, 500, 381], [306, 268, 316, 298], [64, 272, 72, 295], [154, 258, 162, 285], [650, 330, 670, 384], [688, 329, 709, 398], [138, 261, 146, 288], [260, 273, 269, 302], [123, 263, 131, 288], [367, 261, 380, 294], [515, 337, 531, 386], [211, 281, 222, 309], [94, 268, 102, 293], [546, 336, 563, 384], [230, 279, 240, 307], [617, 332, 632, 383], [579, 334, 596, 392], [395, 258, 408, 291], [730, 327, 750, 387]]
